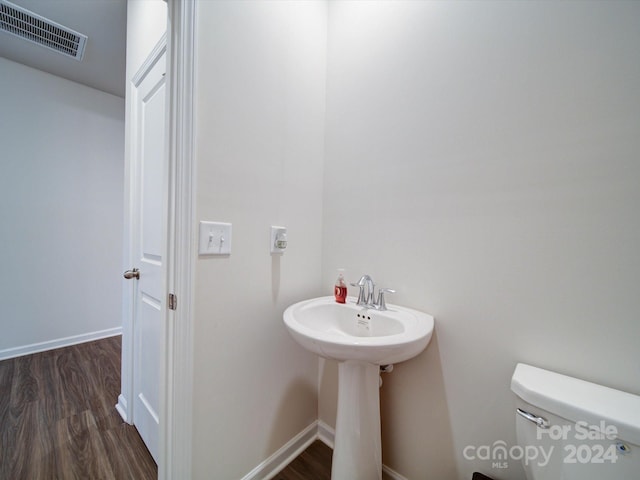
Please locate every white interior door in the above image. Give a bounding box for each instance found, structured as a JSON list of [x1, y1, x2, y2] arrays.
[[128, 48, 167, 463]]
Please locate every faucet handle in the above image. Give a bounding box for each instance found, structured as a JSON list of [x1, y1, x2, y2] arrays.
[[376, 288, 395, 311]]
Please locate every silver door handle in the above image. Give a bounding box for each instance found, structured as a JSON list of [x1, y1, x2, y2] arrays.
[[516, 408, 549, 429], [123, 268, 140, 280]]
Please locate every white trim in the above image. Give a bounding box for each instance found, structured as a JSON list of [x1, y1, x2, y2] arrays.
[[315, 421, 409, 480], [0, 327, 122, 361], [237, 420, 410, 479], [317, 419, 335, 449], [382, 464, 409, 480], [116, 394, 129, 422], [160, 1, 197, 479], [242, 422, 319, 480]]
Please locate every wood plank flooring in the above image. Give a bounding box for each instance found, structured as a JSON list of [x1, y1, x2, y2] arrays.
[[1, 337, 395, 479], [275, 441, 333, 480], [0, 336, 156, 480], [275, 440, 393, 480]]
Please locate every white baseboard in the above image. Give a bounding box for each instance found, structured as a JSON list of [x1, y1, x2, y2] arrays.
[[116, 394, 130, 424], [383, 464, 409, 480], [0, 327, 122, 361], [315, 420, 408, 480], [242, 421, 318, 480], [317, 419, 335, 449]]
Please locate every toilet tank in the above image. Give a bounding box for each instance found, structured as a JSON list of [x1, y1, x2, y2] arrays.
[[510, 363, 640, 480]]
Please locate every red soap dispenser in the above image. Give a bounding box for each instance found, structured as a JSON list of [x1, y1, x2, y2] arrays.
[[334, 269, 347, 304]]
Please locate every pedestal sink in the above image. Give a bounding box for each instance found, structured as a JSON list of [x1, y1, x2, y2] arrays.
[[283, 296, 434, 480]]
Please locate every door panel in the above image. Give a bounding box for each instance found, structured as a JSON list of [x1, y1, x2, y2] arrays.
[[131, 50, 166, 463]]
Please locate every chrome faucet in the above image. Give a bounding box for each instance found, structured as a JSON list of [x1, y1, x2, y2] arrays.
[[350, 275, 395, 311], [351, 275, 375, 306]]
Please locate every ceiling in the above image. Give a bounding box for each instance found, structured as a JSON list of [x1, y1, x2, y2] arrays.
[[0, 0, 127, 98]]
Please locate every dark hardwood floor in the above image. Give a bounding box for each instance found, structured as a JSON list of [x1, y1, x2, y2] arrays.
[[276, 440, 393, 480], [0, 336, 156, 480], [275, 441, 333, 480], [1, 336, 395, 479]]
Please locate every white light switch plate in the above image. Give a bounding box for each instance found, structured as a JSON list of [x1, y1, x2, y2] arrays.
[[199, 221, 232, 255]]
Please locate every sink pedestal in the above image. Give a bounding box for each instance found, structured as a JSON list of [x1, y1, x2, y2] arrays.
[[332, 361, 382, 480], [283, 296, 435, 479]]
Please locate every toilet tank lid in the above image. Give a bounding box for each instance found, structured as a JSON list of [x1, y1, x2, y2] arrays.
[[511, 363, 640, 446]]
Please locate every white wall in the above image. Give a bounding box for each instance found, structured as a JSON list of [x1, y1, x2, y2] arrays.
[[191, 1, 327, 478], [322, 2, 640, 479], [0, 57, 125, 358]]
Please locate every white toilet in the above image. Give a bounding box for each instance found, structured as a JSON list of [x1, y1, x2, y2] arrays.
[[511, 363, 640, 479]]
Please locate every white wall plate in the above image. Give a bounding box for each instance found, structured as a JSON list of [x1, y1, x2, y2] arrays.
[[199, 221, 232, 255], [271, 226, 287, 254]]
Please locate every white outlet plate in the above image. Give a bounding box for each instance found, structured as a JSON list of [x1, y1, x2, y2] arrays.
[[270, 226, 287, 254], [199, 221, 232, 255]]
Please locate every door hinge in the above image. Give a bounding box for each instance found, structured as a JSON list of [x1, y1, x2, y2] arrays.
[[168, 293, 177, 311]]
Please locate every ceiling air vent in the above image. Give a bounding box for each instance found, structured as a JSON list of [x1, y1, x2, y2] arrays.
[[0, 0, 87, 61]]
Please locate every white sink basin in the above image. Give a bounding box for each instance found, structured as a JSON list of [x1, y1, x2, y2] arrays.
[[284, 295, 435, 479], [283, 296, 434, 365]]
